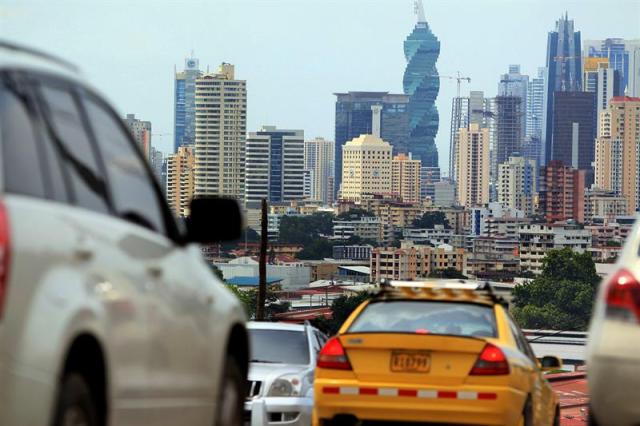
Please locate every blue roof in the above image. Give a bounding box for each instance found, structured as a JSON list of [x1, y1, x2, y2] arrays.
[[227, 276, 283, 287]]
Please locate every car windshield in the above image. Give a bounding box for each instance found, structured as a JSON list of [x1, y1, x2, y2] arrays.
[[249, 329, 310, 365], [348, 301, 497, 338]]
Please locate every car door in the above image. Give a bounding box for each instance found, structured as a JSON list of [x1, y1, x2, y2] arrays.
[[30, 74, 154, 425], [79, 92, 216, 426]]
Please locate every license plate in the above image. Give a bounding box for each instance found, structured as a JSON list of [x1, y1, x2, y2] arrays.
[[390, 351, 431, 373]]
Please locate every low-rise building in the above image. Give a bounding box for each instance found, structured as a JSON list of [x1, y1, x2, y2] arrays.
[[402, 224, 454, 245], [469, 202, 525, 236], [585, 216, 634, 247], [332, 245, 373, 261], [465, 236, 520, 280], [584, 189, 628, 224], [333, 216, 393, 244], [518, 223, 592, 274], [370, 242, 466, 283]]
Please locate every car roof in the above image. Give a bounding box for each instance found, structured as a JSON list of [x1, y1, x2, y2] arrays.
[[373, 279, 506, 307], [247, 321, 308, 332]]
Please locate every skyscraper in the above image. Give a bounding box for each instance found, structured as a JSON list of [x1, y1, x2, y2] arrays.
[[525, 68, 546, 165], [245, 126, 305, 205], [543, 14, 583, 165], [166, 145, 195, 218], [334, 92, 409, 195], [194, 63, 247, 202], [455, 123, 490, 207], [449, 91, 490, 181], [594, 96, 640, 214], [340, 134, 392, 203], [124, 113, 151, 160], [498, 65, 528, 142], [539, 160, 585, 223], [493, 96, 524, 181], [392, 153, 422, 204], [584, 38, 640, 97], [304, 137, 335, 205], [583, 57, 624, 129], [174, 56, 201, 152], [550, 91, 596, 183], [403, 0, 440, 168]]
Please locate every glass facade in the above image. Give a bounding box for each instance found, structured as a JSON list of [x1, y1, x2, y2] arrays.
[[403, 19, 440, 168], [174, 57, 201, 152]]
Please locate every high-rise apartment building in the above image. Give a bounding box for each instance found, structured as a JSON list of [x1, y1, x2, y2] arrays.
[[455, 123, 490, 207], [193, 63, 247, 202], [498, 155, 537, 215], [304, 137, 335, 205], [391, 153, 422, 204], [166, 145, 195, 218], [340, 134, 392, 203], [245, 126, 305, 205], [543, 14, 583, 165], [421, 166, 441, 201], [538, 160, 585, 223], [124, 114, 151, 160], [449, 91, 489, 181], [594, 96, 640, 214], [149, 146, 165, 191], [334, 92, 409, 196], [583, 57, 623, 129], [174, 56, 202, 152], [584, 38, 640, 97], [550, 91, 596, 183], [493, 96, 524, 181], [403, 0, 440, 168], [526, 68, 546, 165]]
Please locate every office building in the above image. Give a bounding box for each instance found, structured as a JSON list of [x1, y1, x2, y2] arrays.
[[594, 96, 640, 214], [549, 91, 596, 183], [583, 57, 624, 129], [584, 38, 640, 97], [493, 96, 524, 180], [392, 153, 422, 204], [543, 13, 583, 165], [174, 56, 202, 152], [304, 137, 335, 204], [455, 123, 490, 207], [498, 65, 528, 142], [340, 134, 392, 203], [403, 0, 440, 168], [498, 155, 537, 215], [166, 145, 195, 218], [538, 160, 585, 223], [525, 68, 545, 165], [334, 92, 409, 196], [193, 63, 247, 202], [449, 91, 490, 181], [124, 114, 151, 160], [245, 126, 305, 204]]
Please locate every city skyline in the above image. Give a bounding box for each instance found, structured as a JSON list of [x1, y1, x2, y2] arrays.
[[2, 0, 638, 175]]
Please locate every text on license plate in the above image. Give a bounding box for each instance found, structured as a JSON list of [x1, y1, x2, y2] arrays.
[[390, 351, 431, 373]]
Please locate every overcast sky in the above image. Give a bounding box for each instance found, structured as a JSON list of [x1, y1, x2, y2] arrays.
[[2, 0, 639, 173]]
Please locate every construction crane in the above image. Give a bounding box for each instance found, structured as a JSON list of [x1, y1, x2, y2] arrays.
[[432, 72, 472, 98]]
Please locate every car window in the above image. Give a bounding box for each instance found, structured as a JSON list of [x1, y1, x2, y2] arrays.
[[507, 316, 538, 363], [38, 83, 110, 214], [348, 301, 497, 338], [0, 80, 46, 198], [81, 94, 167, 234], [249, 329, 310, 365]]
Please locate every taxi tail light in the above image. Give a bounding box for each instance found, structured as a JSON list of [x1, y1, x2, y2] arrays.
[[0, 202, 10, 319], [469, 343, 509, 375], [605, 268, 640, 323], [317, 336, 351, 370]]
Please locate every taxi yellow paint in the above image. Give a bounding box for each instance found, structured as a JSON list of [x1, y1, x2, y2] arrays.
[[312, 285, 559, 426]]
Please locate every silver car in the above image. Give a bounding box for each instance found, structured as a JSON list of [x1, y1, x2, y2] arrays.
[[245, 322, 327, 426]]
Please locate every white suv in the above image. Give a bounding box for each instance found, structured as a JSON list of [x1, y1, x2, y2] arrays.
[[0, 41, 249, 426]]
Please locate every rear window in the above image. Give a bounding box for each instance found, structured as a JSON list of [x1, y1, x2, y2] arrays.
[[348, 301, 497, 338], [249, 329, 310, 365]]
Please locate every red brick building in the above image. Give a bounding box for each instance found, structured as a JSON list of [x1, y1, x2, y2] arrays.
[[538, 160, 585, 223]]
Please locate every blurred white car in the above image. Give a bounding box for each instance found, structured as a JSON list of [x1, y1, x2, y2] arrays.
[[245, 322, 327, 426], [587, 217, 640, 425], [0, 41, 248, 426]]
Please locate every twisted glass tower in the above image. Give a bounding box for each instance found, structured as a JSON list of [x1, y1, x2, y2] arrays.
[[403, 1, 440, 168]]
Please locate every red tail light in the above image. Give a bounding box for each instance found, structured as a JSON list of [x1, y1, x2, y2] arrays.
[[317, 336, 351, 370], [605, 269, 640, 323], [0, 202, 11, 319], [469, 343, 509, 376]]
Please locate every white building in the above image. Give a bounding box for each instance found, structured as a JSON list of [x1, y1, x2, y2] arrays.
[[470, 202, 525, 237], [402, 224, 454, 246], [304, 137, 335, 205], [124, 113, 151, 160], [340, 134, 393, 203], [498, 155, 538, 215], [518, 223, 592, 274]]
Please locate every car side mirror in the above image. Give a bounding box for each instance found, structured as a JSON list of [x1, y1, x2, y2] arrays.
[[186, 197, 243, 244], [539, 355, 563, 372]]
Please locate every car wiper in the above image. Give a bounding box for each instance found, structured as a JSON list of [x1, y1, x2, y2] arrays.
[[250, 359, 281, 364]]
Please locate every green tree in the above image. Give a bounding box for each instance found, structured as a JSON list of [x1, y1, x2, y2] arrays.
[[412, 211, 450, 229], [279, 213, 334, 245], [297, 239, 335, 260], [312, 292, 371, 335], [511, 248, 600, 331], [225, 284, 290, 320]]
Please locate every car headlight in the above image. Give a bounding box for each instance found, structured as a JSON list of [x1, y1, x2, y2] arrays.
[[267, 374, 302, 397]]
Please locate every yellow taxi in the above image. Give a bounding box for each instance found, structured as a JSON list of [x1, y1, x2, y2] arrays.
[[313, 280, 560, 426]]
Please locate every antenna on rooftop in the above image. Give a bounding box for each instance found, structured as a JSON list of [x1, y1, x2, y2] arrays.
[[414, 0, 426, 23]]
